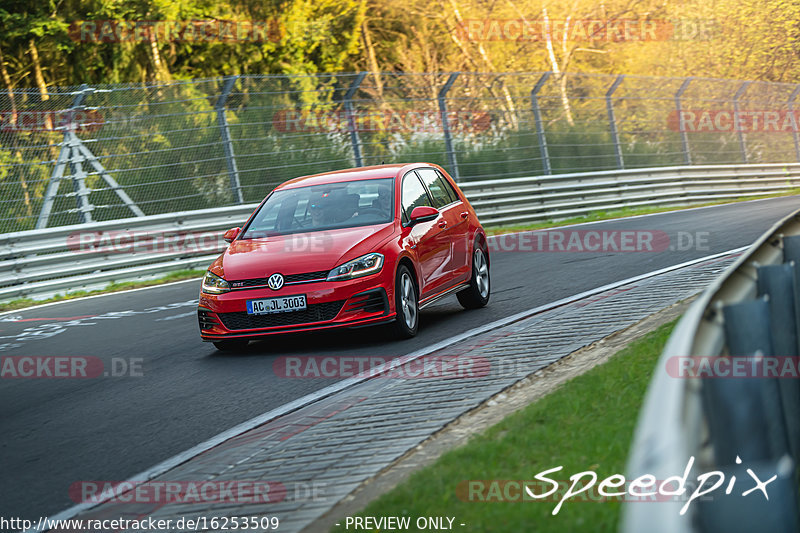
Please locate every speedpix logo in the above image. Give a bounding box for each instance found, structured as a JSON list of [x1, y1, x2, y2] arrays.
[[459, 456, 780, 516]]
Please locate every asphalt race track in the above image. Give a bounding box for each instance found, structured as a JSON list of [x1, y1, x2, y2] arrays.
[[2, 196, 799, 522]]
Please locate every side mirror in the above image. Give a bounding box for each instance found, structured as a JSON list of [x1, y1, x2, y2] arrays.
[[409, 206, 439, 225], [223, 227, 240, 243]]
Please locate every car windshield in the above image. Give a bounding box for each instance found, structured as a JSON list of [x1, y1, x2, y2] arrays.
[[241, 178, 394, 238]]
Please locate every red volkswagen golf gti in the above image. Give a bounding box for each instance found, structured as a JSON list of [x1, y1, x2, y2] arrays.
[[198, 163, 490, 351]]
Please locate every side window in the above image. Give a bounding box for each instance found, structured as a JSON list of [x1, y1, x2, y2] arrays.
[[434, 169, 460, 203], [401, 172, 433, 221], [416, 168, 458, 208]]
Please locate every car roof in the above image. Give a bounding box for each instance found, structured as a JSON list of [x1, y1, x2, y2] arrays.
[[276, 163, 432, 190]]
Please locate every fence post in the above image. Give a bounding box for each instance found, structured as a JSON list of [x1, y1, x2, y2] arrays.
[[216, 75, 243, 204], [531, 72, 552, 174], [344, 72, 367, 167], [675, 77, 693, 165], [734, 81, 751, 164], [439, 72, 461, 181], [606, 74, 625, 170], [789, 85, 800, 163]]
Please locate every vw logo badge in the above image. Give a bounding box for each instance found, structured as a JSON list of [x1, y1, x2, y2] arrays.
[[267, 273, 284, 291]]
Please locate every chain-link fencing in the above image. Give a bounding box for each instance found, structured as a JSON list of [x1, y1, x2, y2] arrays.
[[1, 71, 799, 233]]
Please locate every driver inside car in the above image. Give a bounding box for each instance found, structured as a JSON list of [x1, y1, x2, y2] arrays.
[[309, 197, 330, 227]]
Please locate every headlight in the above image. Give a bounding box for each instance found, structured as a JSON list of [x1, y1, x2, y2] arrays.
[[202, 271, 231, 294], [327, 253, 384, 281]]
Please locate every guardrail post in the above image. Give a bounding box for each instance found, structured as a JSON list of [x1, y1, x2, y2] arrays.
[[675, 77, 693, 165], [734, 81, 752, 163], [788, 85, 800, 163], [531, 72, 552, 174], [344, 72, 367, 167], [757, 263, 800, 460], [216, 75, 243, 204], [606, 74, 625, 169], [439, 73, 461, 181]]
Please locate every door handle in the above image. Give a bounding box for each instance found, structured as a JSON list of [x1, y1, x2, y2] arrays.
[[438, 220, 448, 229], [460, 211, 469, 220]]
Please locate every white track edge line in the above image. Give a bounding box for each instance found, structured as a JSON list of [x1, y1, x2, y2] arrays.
[[0, 277, 203, 317]]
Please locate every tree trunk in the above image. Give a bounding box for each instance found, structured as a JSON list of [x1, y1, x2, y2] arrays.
[[542, 9, 574, 126], [148, 29, 172, 83], [361, 20, 384, 102], [0, 46, 31, 216], [0, 46, 17, 124], [29, 39, 54, 135], [29, 39, 49, 102]]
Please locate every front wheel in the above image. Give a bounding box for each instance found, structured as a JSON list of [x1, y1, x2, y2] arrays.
[[457, 246, 490, 309], [393, 265, 419, 338]]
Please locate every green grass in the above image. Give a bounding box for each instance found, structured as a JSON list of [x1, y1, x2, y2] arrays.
[[0, 269, 204, 312], [347, 320, 677, 533], [485, 190, 800, 235]]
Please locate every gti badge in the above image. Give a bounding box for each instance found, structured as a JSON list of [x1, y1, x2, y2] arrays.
[[267, 273, 285, 290]]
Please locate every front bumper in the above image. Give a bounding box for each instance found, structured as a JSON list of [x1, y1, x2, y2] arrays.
[[198, 274, 393, 341]]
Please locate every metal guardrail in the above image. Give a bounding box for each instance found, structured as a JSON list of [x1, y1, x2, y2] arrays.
[[462, 162, 800, 226], [0, 204, 257, 302], [623, 207, 800, 532], [1, 162, 799, 303]]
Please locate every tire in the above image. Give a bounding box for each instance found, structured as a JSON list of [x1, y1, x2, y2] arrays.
[[457, 245, 490, 309], [393, 264, 419, 339], [213, 339, 249, 352]]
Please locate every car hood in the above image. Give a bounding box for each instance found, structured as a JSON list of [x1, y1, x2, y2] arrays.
[[219, 223, 395, 280]]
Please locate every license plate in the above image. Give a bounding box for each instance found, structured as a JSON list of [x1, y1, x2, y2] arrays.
[[246, 295, 307, 315]]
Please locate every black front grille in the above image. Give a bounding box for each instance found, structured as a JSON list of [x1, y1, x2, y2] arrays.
[[217, 300, 346, 330], [344, 289, 387, 314], [287, 270, 330, 282], [229, 270, 328, 289], [198, 309, 219, 330]]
